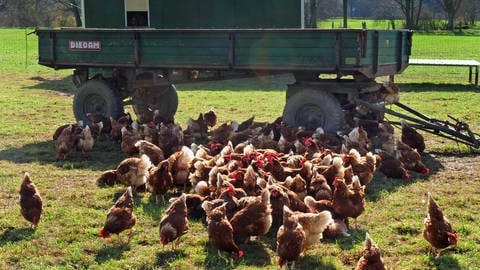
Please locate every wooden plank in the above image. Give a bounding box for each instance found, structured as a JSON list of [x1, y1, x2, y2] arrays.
[[409, 59, 480, 67]]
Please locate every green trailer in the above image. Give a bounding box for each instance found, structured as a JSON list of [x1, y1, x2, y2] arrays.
[[36, 27, 411, 132], [36, 0, 412, 133]]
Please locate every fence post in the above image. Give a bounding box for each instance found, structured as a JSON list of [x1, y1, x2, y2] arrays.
[[25, 28, 28, 69]]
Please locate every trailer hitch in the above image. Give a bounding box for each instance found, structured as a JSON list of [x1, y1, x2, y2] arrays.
[[355, 99, 480, 149]]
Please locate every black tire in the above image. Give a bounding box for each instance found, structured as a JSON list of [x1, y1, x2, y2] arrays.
[[282, 89, 344, 133], [132, 84, 178, 123], [73, 80, 123, 124]]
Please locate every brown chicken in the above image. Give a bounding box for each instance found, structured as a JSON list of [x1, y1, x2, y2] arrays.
[[332, 177, 365, 228], [267, 183, 291, 226], [276, 206, 305, 269], [401, 120, 425, 154], [96, 169, 118, 186], [168, 146, 195, 188], [77, 125, 95, 152], [355, 232, 386, 270], [146, 159, 173, 204], [19, 173, 43, 229], [116, 154, 152, 190], [204, 108, 217, 128], [318, 156, 345, 188], [304, 195, 333, 214], [423, 192, 458, 258], [283, 174, 307, 201], [99, 186, 136, 240], [378, 151, 410, 180], [159, 193, 189, 250], [110, 116, 124, 143], [308, 172, 332, 201], [55, 125, 77, 160], [397, 140, 430, 176], [120, 126, 140, 156], [230, 188, 272, 239], [206, 203, 244, 259], [344, 149, 379, 186], [135, 140, 165, 166]]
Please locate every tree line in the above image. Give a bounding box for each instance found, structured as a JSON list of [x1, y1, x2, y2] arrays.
[[0, 0, 478, 31]]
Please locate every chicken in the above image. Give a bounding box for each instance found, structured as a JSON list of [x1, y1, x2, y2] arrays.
[[206, 203, 244, 259], [55, 125, 77, 160], [332, 177, 365, 228], [116, 154, 152, 190], [110, 116, 124, 143], [184, 193, 207, 218], [168, 146, 194, 188], [210, 123, 234, 145], [318, 156, 345, 188], [396, 140, 430, 176], [308, 172, 332, 201], [158, 122, 184, 157], [19, 173, 43, 229], [230, 189, 272, 239], [267, 183, 291, 226], [146, 159, 173, 204], [52, 122, 82, 141], [159, 193, 189, 250], [304, 195, 333, 214], [378, 151, 410, 180], [96, 169, 118, 186], [186, 113, 209, 145], [77, 125, 95, 152], [276, 206, 305, 269], [324, 218, 350, 238], [344, 149, 378, 186], [282, 174, 307, 200], [401, 120, 425, 154], [355, 232, 386, 270], [379, 81, 400, 104], [294, 210, 332, 253], [204, 108, 217, 128], [87, 112, 110, 134], [135, 140, 165, 166], [423, 192, 458, 258], [342, 127, 371, 155], [121, 126, 140, 156], [99, 186, 136, 240]]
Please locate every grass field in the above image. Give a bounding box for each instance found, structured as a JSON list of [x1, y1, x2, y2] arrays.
[[1, 28, 480, 269]]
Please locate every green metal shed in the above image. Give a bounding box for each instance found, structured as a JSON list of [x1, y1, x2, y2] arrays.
[[82, 0, 303, 29]]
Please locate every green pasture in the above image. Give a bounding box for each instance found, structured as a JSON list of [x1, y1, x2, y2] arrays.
[[1, 28, 480, 269]]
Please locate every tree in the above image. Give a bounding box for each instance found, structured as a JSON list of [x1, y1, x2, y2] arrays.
[[393, 0, 424, 29], [305, 0, 318, 28], [438, 0, 463, 30], [57, 0, 81, 27], [460, 0, 479, 25], [343, 0, 348, 28]]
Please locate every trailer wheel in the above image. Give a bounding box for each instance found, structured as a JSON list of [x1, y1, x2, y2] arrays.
[[282, 89, 344, 133], [132, 84, 178, 123], [73, 80, 123, 124]]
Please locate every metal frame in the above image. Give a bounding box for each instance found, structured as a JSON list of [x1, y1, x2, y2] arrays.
[[356, 99, 480, 149]]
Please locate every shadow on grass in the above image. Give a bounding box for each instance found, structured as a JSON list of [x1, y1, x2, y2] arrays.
[[0, 139, 124, 171], [323, 229, 366, 251], [155, 249, 187, 268], [296, 255, 340, 270], [428, 254, 461, 270], [23, 75, 74, 94], [95, 242, 131, 264], [0, 227, 36, 246], [397, 83, 480, 93], [204, 240, 272, 269]]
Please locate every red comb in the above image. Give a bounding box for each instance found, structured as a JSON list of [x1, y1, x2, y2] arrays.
[[423, 167, 430, 176], [232, 171, 238, 181], [236, 250, 244, 259], [402, 172, 410, 180], [301, 157, 307, 165], [228, 185, 236, 194], [304, 137, 313, 146]]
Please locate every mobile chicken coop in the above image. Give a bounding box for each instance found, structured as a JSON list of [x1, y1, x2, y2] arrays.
[[37, 0, 413, 134]]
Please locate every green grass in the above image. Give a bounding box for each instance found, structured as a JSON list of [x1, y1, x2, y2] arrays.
[[1, 28, 480, 269]]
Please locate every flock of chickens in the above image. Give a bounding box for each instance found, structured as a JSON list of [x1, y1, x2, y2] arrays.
[[18, 108, 458, 269]]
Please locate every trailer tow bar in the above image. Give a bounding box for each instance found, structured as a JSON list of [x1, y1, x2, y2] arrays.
[[355, 99, 480, 149]]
